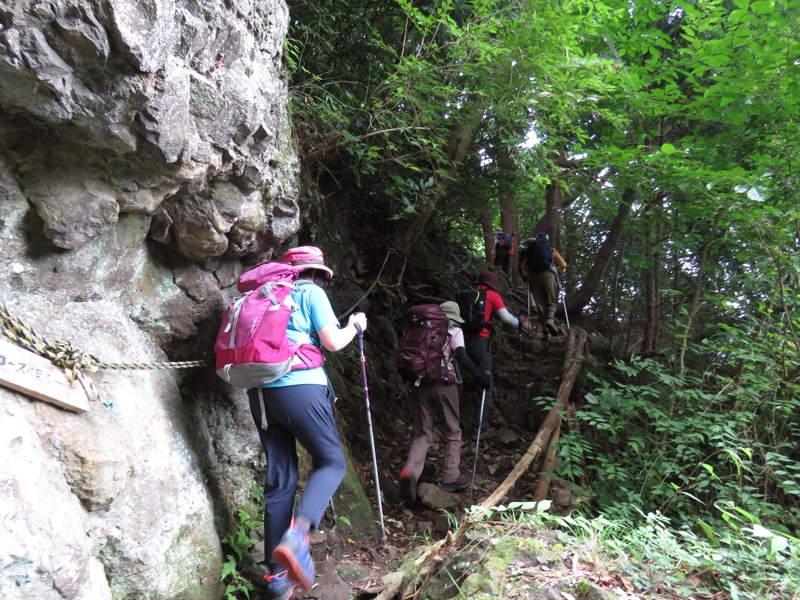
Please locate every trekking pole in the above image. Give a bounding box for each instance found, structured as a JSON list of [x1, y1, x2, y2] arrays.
[[329, 498, 337, 521], [556, 272, 570, 330], [324, 374, 339, 522], [469, 388, 487, 505], [528, 287, 539, 318], [526, 285, 531, 322], [354, 324, 387, 544]]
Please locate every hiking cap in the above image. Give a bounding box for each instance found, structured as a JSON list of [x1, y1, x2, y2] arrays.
[[281, 246, 334, 279], [439, 301, 464, 324], [475, 271, 500, 293], [537, 232, 549, 240], [494, 227, 503, 234]]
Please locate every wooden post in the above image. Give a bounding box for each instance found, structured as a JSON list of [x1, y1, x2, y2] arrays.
[[533, 426, 561, 502]]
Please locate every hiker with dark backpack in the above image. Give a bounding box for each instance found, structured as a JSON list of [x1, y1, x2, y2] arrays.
[[492, 227, 514, 275], [456, 271, 526, 441], [397, 301, 490, 500], [519, 232, 567, 340], [237, 246, 367, 599]]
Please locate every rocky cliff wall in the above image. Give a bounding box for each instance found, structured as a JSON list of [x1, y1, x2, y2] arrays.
[[0, 0, 301, 598]]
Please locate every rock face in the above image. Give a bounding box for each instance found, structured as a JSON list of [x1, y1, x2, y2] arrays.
[[0, 0, 300, 265], [0, 0, 301, 598]]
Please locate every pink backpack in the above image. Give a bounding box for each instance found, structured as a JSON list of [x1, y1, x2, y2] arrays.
[[214, 262, 324, 388]]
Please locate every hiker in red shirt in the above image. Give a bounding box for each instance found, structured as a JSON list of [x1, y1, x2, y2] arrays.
[[463, 271, 523, 440]]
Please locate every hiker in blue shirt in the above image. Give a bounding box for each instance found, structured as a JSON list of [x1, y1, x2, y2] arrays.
[[247, 245, 367, 600]]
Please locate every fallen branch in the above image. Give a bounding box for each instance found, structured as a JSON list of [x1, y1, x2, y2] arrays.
[[476, 327, 587, 513], [533, 426, 561, 502], [399, 533, 452, 599]]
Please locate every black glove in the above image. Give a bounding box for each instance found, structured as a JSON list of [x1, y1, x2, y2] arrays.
[[478, 372, 491, 388]]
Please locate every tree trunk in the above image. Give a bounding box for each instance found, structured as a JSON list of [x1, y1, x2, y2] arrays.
[[543, 182, 563, 250], [641, 193, 664, 354], [480, 203, 493, 271], [565, 188, 634, 318], [675, 230, 714, 377], [524, 155, 585, 242], [497, 144, 519, 285], [532, 426, 560, 502], [381, 108, 484, 283]]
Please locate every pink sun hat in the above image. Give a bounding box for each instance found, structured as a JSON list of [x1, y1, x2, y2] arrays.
[[281, 246, 334, 279]]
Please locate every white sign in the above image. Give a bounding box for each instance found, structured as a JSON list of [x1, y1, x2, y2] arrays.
[[0, 337, 90, 413]]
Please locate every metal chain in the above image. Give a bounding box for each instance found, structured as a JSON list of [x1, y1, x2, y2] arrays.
[[1, 249, 409, 378], [0, 302, 209, 379]]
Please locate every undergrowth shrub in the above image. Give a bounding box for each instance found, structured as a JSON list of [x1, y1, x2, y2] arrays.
[[479, 501, 800, 599], [220, 488, 263, 600], [555, 352, 800, 536]]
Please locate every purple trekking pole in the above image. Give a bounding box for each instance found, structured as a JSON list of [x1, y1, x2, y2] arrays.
[[354, 324, 387, 544]]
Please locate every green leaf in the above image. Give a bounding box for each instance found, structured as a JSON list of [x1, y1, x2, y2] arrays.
[[700, 463, 719, 479], [751, 0, 773, 13], [660, 143, 676, 155], [698, 519, 718, 545]]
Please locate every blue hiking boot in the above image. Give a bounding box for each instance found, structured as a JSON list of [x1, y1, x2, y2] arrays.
[[273, 526, 315, 591], [264, 569, 298, 600]]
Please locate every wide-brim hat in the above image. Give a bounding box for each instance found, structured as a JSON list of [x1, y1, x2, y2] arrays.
[[281, 245, 334, 279], [440, 301, 464, 323], [475, 271, 500, 293]]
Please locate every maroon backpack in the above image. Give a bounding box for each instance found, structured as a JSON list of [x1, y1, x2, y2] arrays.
[[397, 304, 456, 385]]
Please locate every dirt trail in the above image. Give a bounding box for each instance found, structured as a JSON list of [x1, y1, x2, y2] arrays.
[[282, 323, 575, 599]]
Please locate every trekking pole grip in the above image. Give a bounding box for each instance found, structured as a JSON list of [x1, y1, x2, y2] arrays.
[[354, 322, 364, 352]]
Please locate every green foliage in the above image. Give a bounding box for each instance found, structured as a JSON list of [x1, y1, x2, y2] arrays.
[[286, 0, 601, 221], [220, 556, 255, 600], [479, 502, 800, 598], [284, 3, 800, 595], [223, 508, 261, 563], [560, 352, 800, 537], [219, 495, 263, 600]]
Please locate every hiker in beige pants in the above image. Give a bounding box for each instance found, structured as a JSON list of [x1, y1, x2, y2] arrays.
[[399, 302, 490, 501]]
